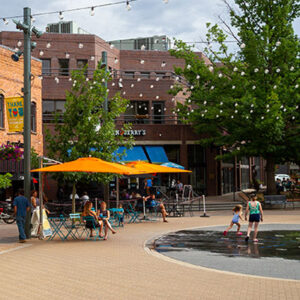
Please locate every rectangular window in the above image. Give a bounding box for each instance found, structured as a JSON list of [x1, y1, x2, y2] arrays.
[[58, 59, 69, 76], [152, 101, 164, 124], [55, 101, 66, 113], [140, 72, 150, 79], [31, 102, 36, 132], [42, 59, 51, 76], [0, 94, 4, 128], [43, 100, 66, 114], [77, 59, 88, 69], [124, 71, 135, 78], [125, 101, 149, 124]]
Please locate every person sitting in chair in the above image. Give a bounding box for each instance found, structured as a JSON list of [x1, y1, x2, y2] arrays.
[[82, 201, 103, 238], [98, 201, 116, 240], [143, 193, 168, 223]]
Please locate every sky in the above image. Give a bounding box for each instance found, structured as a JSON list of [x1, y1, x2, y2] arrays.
[[0, 0, 299, 52]]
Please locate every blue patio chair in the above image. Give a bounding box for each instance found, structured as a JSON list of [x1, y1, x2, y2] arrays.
[[68, 213, 87, 239], [126, 203, 140, 224], [82, 216, 102, 241], [109, 208, 125, 227]]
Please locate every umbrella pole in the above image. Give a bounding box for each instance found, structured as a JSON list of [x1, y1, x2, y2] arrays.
[[72, 183, 76, 214], [116, 176, 119, 208], [38, 157, 43, 239]]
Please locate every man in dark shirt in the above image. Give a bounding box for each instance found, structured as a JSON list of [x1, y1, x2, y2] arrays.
[[13, 189, 30, 243]]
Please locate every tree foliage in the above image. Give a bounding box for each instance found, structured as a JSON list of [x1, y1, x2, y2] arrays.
[[46, 62, 133, 185], [0, 173, 12, 190], [170, 0, 299, 193]]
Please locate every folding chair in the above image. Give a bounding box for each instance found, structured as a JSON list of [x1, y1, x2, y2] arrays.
[[126, 203, 140, 223], [109, 208, 125, 227], [82, 216, 102, 241]]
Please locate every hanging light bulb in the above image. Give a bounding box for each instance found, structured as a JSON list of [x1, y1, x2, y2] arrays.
[[3, 18, 9, 25], [150, 85, 154, 88], [292, 116, 295, 120], [126, 1, 132, 11], [187, 64, 191, 70], [140, 59, 145, 64], [191, 109, 194, 113], [123, 91, 126, 95], [90, 7, 95, 16], [276, 68, 280, 73], [156, 96, 159, 99], [140, 45, 146, 50], [210, 86, 215, 90], [240, 43, 246, 49], [91, 56, 95, 61], [276, 41, 281, 47], [295, 84, 299, 88], [161, 61, 166, 67], [112, 82, 115, 86], [170, 85, 174, 89], [187, 112, 190, 116], [264, 69, 269, 74], [137, 78, 141, 82], [171, 98, 175, 102], [86, 78, 89, 82], [232, 85, 236, 89], [65, 52, 70, 59], [201, 113, 204, 117], [218, 73, 223, 78], [156, 77, 160, 81], [261, 116, 264, 119], [139, 93, 143, 97], [130, 84, 134, 88], [276, 116, 280, 120], [55, 77, 59, 84], [209, 66, 214, 72], [266, 104, 270, 108], [250, 110, 253, 113], [46, 42, 51, 48], [31, 16, 36, 23], [241, 71, 245, 76], [203, 100, 207, 105], [176, 76, 180, 81], [119, 78, 123, 82], [254, 68, 259, 73], [245, 116, 249, 119], [267, 109, 270, 112], [235, 110, 238, 113], [252, 85, 256, 90], [190, 85, 194, 90], [68, 77, 72, 82], [39, 50, 44, 56], [216, 114, 219, 118], [220, 109, 223, 113], [78, 43, 84, 49], [220, 102, 223, 106], [231, 115, 234, 119], [114, 58, 119, 64], [290, 66, 294, 71], [188, 99, 191, 103], [59, 11, 64, 20], [144, 107, 147, 111], [235, 103, 238, 107], [273, 85, 277, 89], [118, 82, 123, 88], [196, 75, 200, 80], [233, 67, 238, 72], [102, 78, 105, 83], [17, 40, 22, 47], [164, 107, 167, 111], [251, 104, 254, 107], [110, 44, 115, 49], [152, 107, 154, 110], [172, 111, 175, 114]]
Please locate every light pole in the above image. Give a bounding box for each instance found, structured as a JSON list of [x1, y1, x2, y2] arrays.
[[13, 7, 43, 238]]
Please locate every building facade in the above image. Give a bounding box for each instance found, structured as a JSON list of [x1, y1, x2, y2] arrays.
[[0, 29, 263, 198], [0, 44, 43, 197]]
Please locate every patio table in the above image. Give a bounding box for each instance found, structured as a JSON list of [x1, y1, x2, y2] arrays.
[[48, 216, 88, 241]]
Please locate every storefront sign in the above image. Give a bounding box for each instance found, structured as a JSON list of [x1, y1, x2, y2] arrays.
[[115, 129, 146, 136], [5, 97, 24, 132]]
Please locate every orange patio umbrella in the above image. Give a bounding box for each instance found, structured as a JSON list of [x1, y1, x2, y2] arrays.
[[126, 161, 192, 173], [31, 157, 146, 175]]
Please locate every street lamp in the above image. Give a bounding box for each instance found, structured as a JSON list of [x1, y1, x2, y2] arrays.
[[12, 7, 43, 239]]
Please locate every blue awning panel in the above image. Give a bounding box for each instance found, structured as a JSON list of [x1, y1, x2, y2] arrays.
[[145, 146, 169, 163], [114, 146, 148, 162]]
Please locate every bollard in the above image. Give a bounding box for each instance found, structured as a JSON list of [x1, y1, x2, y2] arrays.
[[200, 195, 210, 217]]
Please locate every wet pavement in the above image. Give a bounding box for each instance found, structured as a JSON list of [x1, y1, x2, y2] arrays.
[[152, 224, 300, 280]]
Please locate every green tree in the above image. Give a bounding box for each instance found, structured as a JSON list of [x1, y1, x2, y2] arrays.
[[0, 173, 12, 190], [46, 63, 133, 210], [170, 0, 299, 194]]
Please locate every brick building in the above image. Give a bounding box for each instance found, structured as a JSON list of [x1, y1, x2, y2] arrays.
[[0, 29, 263, 197], [0, 44, 43, 195]]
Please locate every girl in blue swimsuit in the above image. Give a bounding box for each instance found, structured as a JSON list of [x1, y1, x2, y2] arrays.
[[223, 204, 244, 236]]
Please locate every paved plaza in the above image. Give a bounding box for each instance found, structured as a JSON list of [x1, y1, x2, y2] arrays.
[[0, 210, 300, 300]]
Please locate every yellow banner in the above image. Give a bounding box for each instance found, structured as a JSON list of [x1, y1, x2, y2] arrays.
[[5, 97, 24, 132]]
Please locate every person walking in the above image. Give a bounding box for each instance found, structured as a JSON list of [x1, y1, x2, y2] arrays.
[[244, 194, 264, 242], [13, 189, 31, 243]]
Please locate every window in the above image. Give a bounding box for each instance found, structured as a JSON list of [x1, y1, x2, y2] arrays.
[[0, 94, 4, 128], [42, 59, 51, 76], [124, 71, 134, 78], [58, 59, 69, 76], [43, 100, 66, 114], [31, 102, 36, 132], [152, 101, 164, 124], [77, 59, 88, 69], [125, 101, 149, 124], [140, 72, 150, 78]]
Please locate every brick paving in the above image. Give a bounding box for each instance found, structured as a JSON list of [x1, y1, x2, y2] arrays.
[[0, 210, 299, 300]]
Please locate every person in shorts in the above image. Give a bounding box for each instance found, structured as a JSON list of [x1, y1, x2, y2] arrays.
[[244, 194, 264, 242]]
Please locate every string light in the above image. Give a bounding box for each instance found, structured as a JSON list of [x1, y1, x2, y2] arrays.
[[17, 40, 22, 47], [156, 77, 160, 81], [141, 45, 146, 50], [123, 91, 126, 95], [137, 78, 141, 82], [46, 42, 51, 48], [290, 66, 294, 71], [39, 50, 44, 56], [220, 102, 223, 105], [252, 85, 256, 90], [3, 18, 9, 25], [254, 68, 259, 73], [232, 85, 236, 89], [234, 110, 238, 113], [196, 75, 200, 79], [150, 85, 154, 88], [78, 43, 84, 49], [171, 98, 175, 102], [276, 68, 280, 73], [276, 116, 280, 120], [130, 84, 134, 88], [251, 104, 254, 107], [241, 71, 245, 76], [65, 52, 70, 59], [240, 43, 246, 49], [170, 85, 173, 89], [233, 67, 238, 72], [295, 84, 299, 88], [276, 41, 281, 47], [261, 116, 264, 119], [218, 73, 223, 78], [118, 82, 123, 88], [68, 77, 72, 81], [156, 96, 159, 99], [139, 93, 143, 97], [187, 64, 191, 70], [190, 85, 194, 90], [110, 44, 114, 49], [250, 110, 253, 113], [59, 11, 64, 20], [31, 16, 36, 23], [140, 59, 145, 64], [55, 77, 59, 84], [231, 115, 234, 119], [209, 66, 214, 72], [90, 7, 95, 16], [210, 86, 215, 90], [161, 62, 166, 67], [264, 69, 269, 74], [91, 56, 95, 61], [86, 78, 89, 82], [111, 82, 115, 86], [114, 58, 119, 64], [273, 85, 277, 89]]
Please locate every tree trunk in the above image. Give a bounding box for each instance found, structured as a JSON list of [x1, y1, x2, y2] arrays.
[[103, 183, 110, 208], [266, 155, 276, 195], [72, 183, 76, 214]]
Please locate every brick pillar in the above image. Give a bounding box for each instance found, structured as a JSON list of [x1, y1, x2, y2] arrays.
[[205, 147, 218, 196]]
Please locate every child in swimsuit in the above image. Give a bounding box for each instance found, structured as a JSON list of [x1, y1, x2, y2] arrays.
[[223, 204, 244, 236]]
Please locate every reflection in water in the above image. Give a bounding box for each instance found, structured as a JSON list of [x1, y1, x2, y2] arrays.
[[154, 230, 300, 260]]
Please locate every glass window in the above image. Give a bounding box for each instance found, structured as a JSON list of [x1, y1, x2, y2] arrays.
[[58, 59, 69, 76], [43, 101, 55, 114], [0, 94, 4, 128], [125, 101, 149, 124], [152, 101, 164, 124], [156, 72, 166, 78], [124, 71, 134, 78], [140, 72, 150, 78], [42, 59, 51, 76], [77, 59, 88, 69], [31, 102, 36, 132], [55, 101, 66, 113]]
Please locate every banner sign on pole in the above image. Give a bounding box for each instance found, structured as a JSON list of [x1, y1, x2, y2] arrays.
[[5, 97, 24, 132]]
